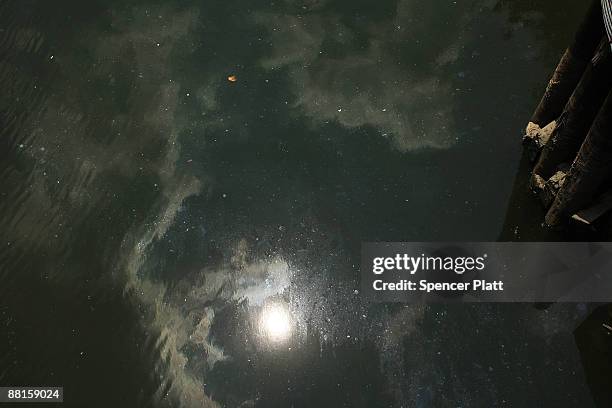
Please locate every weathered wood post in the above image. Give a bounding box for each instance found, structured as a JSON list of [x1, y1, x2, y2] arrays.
[[529, 0, 604, 128], [532, 42, 612, 181], [545, 88, 612, 226]]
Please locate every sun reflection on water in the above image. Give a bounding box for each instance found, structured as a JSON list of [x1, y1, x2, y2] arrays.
[[259, 302, 293, 343]]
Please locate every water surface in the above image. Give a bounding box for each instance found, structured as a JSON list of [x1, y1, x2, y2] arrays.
[[0, 0, 596, 407]]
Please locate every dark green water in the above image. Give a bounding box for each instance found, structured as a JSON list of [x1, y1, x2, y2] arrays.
[[0, 0, 597, 407]]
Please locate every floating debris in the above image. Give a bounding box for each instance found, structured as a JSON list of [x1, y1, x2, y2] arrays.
[[227, 75, 237, 82]]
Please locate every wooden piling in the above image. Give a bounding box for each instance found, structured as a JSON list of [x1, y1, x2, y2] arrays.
[[532, 41, 612, 181], [545, 88, 612, 226], [529, 0, 604, 128]]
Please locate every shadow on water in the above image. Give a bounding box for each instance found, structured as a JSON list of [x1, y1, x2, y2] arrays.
[[497, 150, 566, 242]]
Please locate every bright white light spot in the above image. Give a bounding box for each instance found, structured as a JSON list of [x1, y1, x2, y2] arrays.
[[260, 303, 292, 342]]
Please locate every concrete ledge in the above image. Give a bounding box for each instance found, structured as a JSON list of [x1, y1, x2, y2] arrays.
[[571, 189, 612, 226]]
